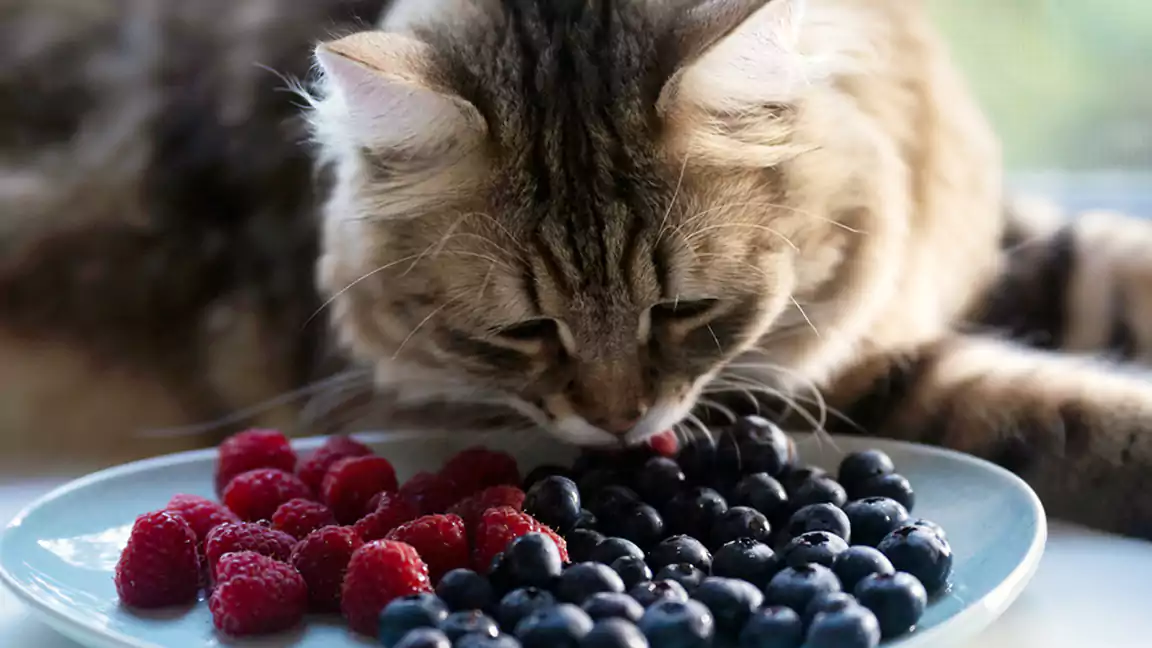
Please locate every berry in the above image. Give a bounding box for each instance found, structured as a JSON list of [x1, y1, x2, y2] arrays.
[[270, 498, 335, 539], [204, 522, 296, 576], [653, 563, 706, 592], [473, 507, 569, 571], [637, 599, 714, 648], [729, 473, 789, 523], [634, 457, 686, 507], [803, 591, 857, 626], [615, 504, 665, 550], [355, 491, 421, 541], [222, 468, 312, 523], [208, 552, 307, 636], [387, 514, 470, 584], [854, 571, 927, 638], [787, 503, 851, 542], [646, 535, 712, 573], [441, 610, 500, 642], [401, 471, 461, 516], [322, 455, 400, 524], [590, 538, 645, 566], [609, 556, 652, 590], [341, 540, 433, 635], [435, 568, 494, 612], [395, 628, 452, 648], [442, 447, 520, 496], [731, 416, 791, 476], [790, 477, 847, 510], [165, 494, 239, 545], [487, 552, 517, 597], [647, 430, 679, 457], [781, 466, 828, 495], [676, 439, 718, 484], [842, 497, 909, 547], [907, 518, 946, 540], [661, 488, 727, 538], [582, 592, 645, 623], [805, 604, 881, 648], [851, 473, 915, 511], [588, 486, 641, 528], [296, 435, 373, 495], [877, 525, 952, 594], [693, 577, 763, 638], [578, 469, 625, 500], [523, 464, 572, 490], [523, 476, 582, 532], [450, 485, 528, 529], [514, 603, 594, 647], [113, 511, 200, 608], [831, 546, 895, 594], [628, 580, 689, 608], [763, 564, 842, 613], [567, 529, 607, 563], [739, 605, 803, 648], [837, 450, 895, 491], [709, 506, 771, 549], [556, 562, 626, 604], [573, 509, 598, 531], [290, 525, 364, 611], [499, 587, 557, 629], [581, 618, 649, 648], [711, 538, 779, 589], [781, 531, 849, 568], [507, 532, 564, 588], [457, 634, 523, 648], [215, 428, 296, 495]]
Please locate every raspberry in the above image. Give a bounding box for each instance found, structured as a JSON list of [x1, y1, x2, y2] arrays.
[[385, 514, 469, 583], [114, 511, 200, 608], [399, 471, 459, 515], [648, 430, 679, 457], [165, 494, 239, 544], [297, 435, 373, 495], [271, 498, 337, 539], [341, 540, 432, 635], [290, 526, 365, 611], [322, 456, 399, 524], [353, 491, 420, 541], [209, 551, 307, 636], [223, 468, 313, 522], [447, 485, 526, 529], [204, 522, 296, 576], [215, 428, 296, 495], [472, 506, 568, 572], [440, 447, 520, 498]]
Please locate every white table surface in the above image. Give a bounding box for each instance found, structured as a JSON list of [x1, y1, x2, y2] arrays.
[[3, 471, 1152, 648]]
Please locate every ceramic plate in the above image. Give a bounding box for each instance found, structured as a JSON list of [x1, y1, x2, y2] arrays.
[[0, 431, 1046, 648]]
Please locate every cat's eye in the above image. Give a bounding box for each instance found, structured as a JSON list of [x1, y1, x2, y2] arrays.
[[493, 318, 558, 342], [649, 298, 721, 322]]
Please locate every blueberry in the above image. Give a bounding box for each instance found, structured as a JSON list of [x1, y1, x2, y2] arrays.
[[852, 473, 915, 511], [637, 599, 715, 648], [790, 477, 847, 510], [524, 464, 573, 490], [566, 529, 607, 564], [581, 592, 645, 623], [487, 552, 517, 598], [635, 457, 686, 506], [379, 593, 450, 647], [394, 627, 452, 648], [831, 546, 894, 594], [907, 518, 946, 541], [677, 439, 719, 484], [711, 538, 779, 589], [841, 497, 908, 547], [456, 633, 523, 648], [730, 473, 790, 523], [731, 416, 792, 476], [609, 556, 652, 590], [580, 618, 650, 648], [514, 603, 594, 647], [709, 506, 771, 548], [877, 525, 952, 594], [556, 562, 626, 604], [435, 569, 494, 612], [591, 538, 645, 566], [615, 504, 665, 549], [524, 476, 583, 532], [781, 466, 828, 496], [854, 572, 928, 638], [579, 469, 625, 499], [589, 486, 642, 529], [661, 488, 728, 538], [738, 606, 803, 648], [802, 591, 857, 626], [837, 450, 895, 491], [646, 535, 713, 573], [805, 604, 881, 648], [507, 532, 564, 589], [653, 563, 707, 592], [781, 531, 849, 568], [440, 610, 500, 642], [628, 580, 690, 608], [787, 503, 851, 542], [573, 509, 599, 531], [498, 587, 557, 630], [692, 577, 764, 638], [763, 564, 842, 613]]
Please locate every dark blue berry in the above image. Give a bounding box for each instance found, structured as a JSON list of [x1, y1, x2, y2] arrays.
[[394, 627, 452, 648], [514, 603, 594, 648], [692, 577, 764, 638], [524, 476, 582, 532], [732, 416, 792, 476], [787, 503, 851, 542], [831, 546, 894, 594], [805, 604, 880, 648], [574, 509, 599, 531], [609, 556, 652, 590], [781, 466, 828, 496], [456, 633, 523, 648], [661, 488, 728, 538], [591, 537, 645, 566], [498, 587, 557, 630], [637, 599, 715, 648], [439, 610, 499, 642], [566, 529, 606, 564], [711, 538, 778, 589], [738, 606, 803, 648], [852, 473, 915, 511], [802, 591, 857, 626], [677, 439, 719, 484], [615, 504, 665, 549], [579, 469, 625, 499], [635, 457, 686, 506], [907, 518, 946, 541], [653, 563, 706, 593], [730, 473, 790, 523], [488, 552, 516, 597], [579, 618, 650, 648], [709, 506, 771, 548], [628, 580, 689, 608], [590, 487, 642, 530], [842, 497, 909, 547], [556, 562, 626, 604], [379, 593, 450, 647], [763, 564, 842, 613], [781, 531, 849, 568], [854, 571, 927, 638], [506, 533, 563, 589], [790, 477, 847, 510], [524, 465, 572, 491], [581, 592, 645, 623], [646, 535, 713, 573], [436, 569, 494, 612], [837, 450, 895, 491], [877, 525, 952, 594]]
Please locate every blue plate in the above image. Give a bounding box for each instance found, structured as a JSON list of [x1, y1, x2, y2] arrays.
[[0, 431, 1045, 647]]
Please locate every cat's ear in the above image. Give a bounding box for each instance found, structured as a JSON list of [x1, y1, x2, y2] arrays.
[[314, 32, 486, 156]]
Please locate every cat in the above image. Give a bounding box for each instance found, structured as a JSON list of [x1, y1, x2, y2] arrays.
[[307, 0, 1152, 539]]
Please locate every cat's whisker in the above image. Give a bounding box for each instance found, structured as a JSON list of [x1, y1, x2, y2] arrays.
[[686, 222, 800, 251], [789, 296, 822, 338], [303, 252, 427, 328], [392, 301, 454, 360], [706, 324, 724, 354], [696, 397, 737, 423], [657, 153, 691, 242]]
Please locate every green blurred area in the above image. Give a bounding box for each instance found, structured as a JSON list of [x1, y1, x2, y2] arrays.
[[929, 0, 1152, 170]]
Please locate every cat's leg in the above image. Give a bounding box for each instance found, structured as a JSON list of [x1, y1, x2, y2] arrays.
[[832, 335, 1152, 539]]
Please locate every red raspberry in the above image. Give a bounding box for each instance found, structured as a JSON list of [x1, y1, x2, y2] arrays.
[[297, 435, 373, 495], [440, 447, 520, 498], [447, 485, 526, 529], [114, 511, 200, 608], [165, 494, 239, 544], [385, 514, 469, 583], [322, 456, 399, 524], [209, 551, 307, 636], [353, 492, 419, 541], [215, 428, 296, 495], [398, 471, 459, 515], [204, 522, 296, 576], [290, 526, 364, 611], [223, 468, 312, 522], [271, 498, 337, 539], [472, 506, 568, 571], [648, 430, 679, 457], [341, 540, 432, 635]]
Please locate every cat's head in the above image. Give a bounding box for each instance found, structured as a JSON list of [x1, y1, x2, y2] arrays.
[[308, 0, 880, 446]]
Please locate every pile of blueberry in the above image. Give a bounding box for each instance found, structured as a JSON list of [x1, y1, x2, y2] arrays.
[[381, 416, 953, 648]]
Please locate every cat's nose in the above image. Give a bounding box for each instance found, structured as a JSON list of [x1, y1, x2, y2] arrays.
[[591, 408, 646, 435]]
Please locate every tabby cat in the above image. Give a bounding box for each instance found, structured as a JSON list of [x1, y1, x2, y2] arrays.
[[308, 0, 1152, 538]]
